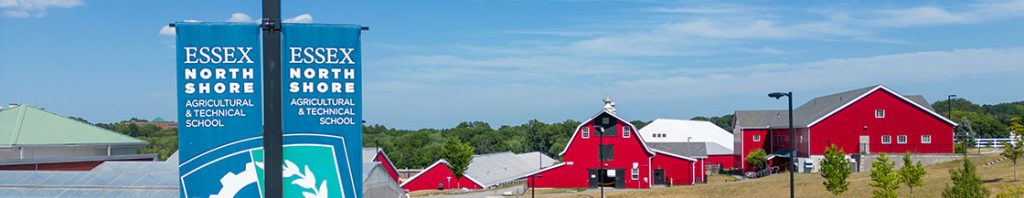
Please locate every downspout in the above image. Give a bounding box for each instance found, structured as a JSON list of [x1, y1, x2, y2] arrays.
[[691, 161, 695, 185], [107, 145, 112, 156], [19, 147, 23, 159]]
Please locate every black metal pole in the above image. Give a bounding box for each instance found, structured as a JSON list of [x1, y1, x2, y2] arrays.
[[599, 127, 604, 198], [788, 92, 794, 198], [261, 0, 283, 197]]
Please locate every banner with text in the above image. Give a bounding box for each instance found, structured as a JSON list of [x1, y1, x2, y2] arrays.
[[272, 24, 363, 198], [175, 23, 265, 198]]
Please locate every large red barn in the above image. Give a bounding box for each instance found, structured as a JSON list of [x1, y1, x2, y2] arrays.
[[526, 97, 706, 189], [734, 85, 956, 172]]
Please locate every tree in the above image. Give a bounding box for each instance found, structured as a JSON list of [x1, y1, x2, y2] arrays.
[[1002, 116, 1024, 181], [820, 144, 851, 195], [442, 137, 474, 189], [1001, 141, 1023, 182], [870, 153, 900, 198], [745, 148, 767, 171], [943, 159, 990, 198], [898, 152, 926, 198]]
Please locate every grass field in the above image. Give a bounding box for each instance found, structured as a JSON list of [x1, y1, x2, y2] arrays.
[[539, 153, 1023, 198]]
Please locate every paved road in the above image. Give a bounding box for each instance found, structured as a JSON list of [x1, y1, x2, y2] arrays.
[[419, 185, 527, 198]]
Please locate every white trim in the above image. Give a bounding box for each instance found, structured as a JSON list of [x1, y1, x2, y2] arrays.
[[372, 148, 401, 180], [875, 109, 886, 118], [897, 135, 908, 144], [623, 126, 631, 138], [882, 135, 892, 144], [922, 135, 932, 144], [806, 85, 958, 127], [400, 159, 447, 187], [582, 127, 590, 139], [558, 110, 654, 156], [516, 162, 568, 180], [651, 149, 698, 161], [399, 159, 485, 189]]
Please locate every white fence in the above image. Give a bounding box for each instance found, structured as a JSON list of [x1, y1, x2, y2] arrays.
[[975, 138, 1016, 148]]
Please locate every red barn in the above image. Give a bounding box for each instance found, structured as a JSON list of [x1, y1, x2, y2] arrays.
[[400, 159, 484, 192], [734, 85, 956, 172], [526, 97, 706, 189], [363, 148, 401, 183]]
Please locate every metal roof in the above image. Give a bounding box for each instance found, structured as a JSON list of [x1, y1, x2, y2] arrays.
[[734, 85, 952, 130], [0, 161, 178, 197], [648, 142, 707, 159], [0, 105, 147, 147], [638, 119, 734, 155], [464, 151, 556, 187]]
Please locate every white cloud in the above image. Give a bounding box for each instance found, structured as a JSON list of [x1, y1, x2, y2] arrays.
[[226, 12, 253, 22], [864, 0, 1024, 27], [284, 13, 313, 23], [159, 25, 175, 36], [0, 0, 82, 18]]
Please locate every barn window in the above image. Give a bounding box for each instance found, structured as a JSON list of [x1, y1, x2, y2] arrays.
[[582, 128, 590, 139], [631, 167, 640, 180], [753, 135, 761, 142], [623, 126, 631, 138], [875, 109, 885, 118], [897, 135, 907, 144], [600, 144, 615, 161], [922, 135, 932, 144], [881, 135, 892, 144]]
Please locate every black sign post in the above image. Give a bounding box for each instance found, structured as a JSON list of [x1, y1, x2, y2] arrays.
[[261, 0, 283, 197]]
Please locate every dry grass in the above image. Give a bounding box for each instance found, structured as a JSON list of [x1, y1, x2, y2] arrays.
[[542, 154, 1024, 198]]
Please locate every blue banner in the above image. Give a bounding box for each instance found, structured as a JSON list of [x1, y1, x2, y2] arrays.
[[277, 24, 364, 198], [175, 23, 265, 198]]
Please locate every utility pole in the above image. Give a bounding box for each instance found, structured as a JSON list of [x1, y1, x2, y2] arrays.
[[261, 0, 283, 197]]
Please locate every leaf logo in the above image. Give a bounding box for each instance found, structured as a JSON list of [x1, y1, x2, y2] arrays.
[[284, 160, 330, 198]]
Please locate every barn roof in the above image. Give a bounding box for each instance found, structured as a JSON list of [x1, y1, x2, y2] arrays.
[[734, 85, 955, 130], [557, 109, 653, 156], [0, 105, 147, 146], [638, 119, 733, 155], [465, 152, 556, 187], [648, 142, 706, 160], [0, 161, 177, 197]]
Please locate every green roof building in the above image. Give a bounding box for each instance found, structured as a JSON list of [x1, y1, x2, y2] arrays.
[[0, 104, 155, 170]]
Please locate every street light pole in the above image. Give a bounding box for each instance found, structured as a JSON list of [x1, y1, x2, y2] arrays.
[[598, 127, 605, 198], [261, 0, 283, 197], [770, 91, 794, 198]]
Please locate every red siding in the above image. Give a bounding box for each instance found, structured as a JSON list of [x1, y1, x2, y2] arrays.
[[652, 155, 701, 185], [373, 151, 401, 183], [739, 129, 768, 172], [809, 90, 955, 155], [705, 155, 736, 170], [531, 112, 654, 188], [400, 162, 482, 192]]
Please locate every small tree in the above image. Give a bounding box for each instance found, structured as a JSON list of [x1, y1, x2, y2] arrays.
[[1003, 116, 1024, 182], [442, 137, 474, 189], [1001, 141, 1023, 181], [820, 144, 851, 195], [870, 153, 900, 198], [746, 148, 768, 171], [898, 152, 926, 198], [942, 159, 990, 198]]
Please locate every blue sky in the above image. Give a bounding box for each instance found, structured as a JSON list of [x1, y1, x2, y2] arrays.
[[1, 0, 1023, 129]]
